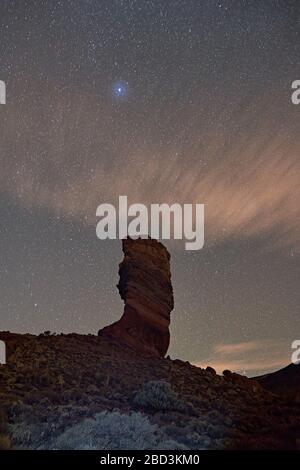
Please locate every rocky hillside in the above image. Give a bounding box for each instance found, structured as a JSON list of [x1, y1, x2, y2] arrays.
[[0, 331, 299, 450]]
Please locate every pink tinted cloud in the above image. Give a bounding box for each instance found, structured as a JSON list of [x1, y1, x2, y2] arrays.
[[194, 339, 290, 376], [1, 86, 299, 252]]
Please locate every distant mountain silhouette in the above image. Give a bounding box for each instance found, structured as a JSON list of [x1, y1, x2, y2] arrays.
[[254, 364, 300, 402]]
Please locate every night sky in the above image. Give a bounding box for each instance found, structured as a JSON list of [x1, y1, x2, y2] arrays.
[[0, 0, 299, 376]]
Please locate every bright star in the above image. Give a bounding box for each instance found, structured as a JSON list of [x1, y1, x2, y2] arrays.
[[112, 81, 128, 99]]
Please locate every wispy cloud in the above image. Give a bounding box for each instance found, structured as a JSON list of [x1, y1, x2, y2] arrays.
[[194, 339, 290, 376], [214, 341, 263, 356], [1, 85, 299, 252]]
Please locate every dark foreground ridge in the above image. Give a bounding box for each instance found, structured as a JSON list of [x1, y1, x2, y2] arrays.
[[0, 331, 299, 450]]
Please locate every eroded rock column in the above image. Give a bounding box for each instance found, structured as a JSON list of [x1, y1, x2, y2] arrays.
[[99, 238, 174, 357]]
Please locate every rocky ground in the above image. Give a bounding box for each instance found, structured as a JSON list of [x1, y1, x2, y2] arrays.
[[0, 331, 299, 450]]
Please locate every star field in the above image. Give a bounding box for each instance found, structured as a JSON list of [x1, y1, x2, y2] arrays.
[[0, 0, 299, 376]]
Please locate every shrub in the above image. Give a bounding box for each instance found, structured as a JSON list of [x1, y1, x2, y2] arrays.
[[0, 409, 8, 433], [206, 366, 216, 375], [0, 434, 11, 450], [156, 439, 188, 450], [9, 411, 191, 450], [133, 381, 185, 411], [42, 411, 161, 450], [223, 369, 232, 377], [94, 371, 109, 387], [9, 422, 55, 449], [0, 409, 11, 450]]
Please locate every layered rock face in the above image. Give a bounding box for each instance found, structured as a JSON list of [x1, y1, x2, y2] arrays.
[[99, 238, 174, 357]]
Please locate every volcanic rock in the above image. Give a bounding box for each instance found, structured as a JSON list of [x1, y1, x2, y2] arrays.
[[99, 238, 174, 357]]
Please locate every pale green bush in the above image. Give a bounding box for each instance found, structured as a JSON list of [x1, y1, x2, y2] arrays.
[[133, 380, 185, 411], [44, 411, 160, 450]]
